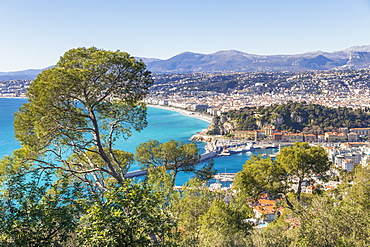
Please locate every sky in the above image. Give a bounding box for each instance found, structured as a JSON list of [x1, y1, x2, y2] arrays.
[[1, 0, 370, 72]]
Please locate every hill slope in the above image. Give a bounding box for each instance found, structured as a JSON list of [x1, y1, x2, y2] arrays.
[[143, 45, 370, 73], [208, 101, 370, 135], [2, 46, 370, 79]]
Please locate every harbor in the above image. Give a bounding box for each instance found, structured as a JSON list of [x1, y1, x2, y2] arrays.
[[199, 136, 283, 162]]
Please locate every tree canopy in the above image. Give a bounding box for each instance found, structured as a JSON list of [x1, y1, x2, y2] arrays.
[[276, 142, 330, 201], [233, 155, 288, 201], [12, 47, 153, 190], [221, 101, 370, 133], [234, 142, 330, 209], [135, 139, 215, 186]]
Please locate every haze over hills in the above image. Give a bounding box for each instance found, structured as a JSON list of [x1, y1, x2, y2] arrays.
[[1, 46, 370, 80], [0, 66, 53, 80], [142, 45, 370, 73]]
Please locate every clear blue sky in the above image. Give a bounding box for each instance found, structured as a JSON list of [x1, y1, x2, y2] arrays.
[[1, 0, 370, 71]]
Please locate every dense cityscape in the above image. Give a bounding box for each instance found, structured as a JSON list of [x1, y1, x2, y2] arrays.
[[147, 69, 370, 113]]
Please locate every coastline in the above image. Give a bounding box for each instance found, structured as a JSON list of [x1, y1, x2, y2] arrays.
[[0, 99, 213, 124], [146, 104, 213, 123]]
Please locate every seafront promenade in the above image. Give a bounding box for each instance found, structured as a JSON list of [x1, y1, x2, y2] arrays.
[[147, 104, 213, 123]]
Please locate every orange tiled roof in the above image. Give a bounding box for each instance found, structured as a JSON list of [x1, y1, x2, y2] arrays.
[[257, 199, 276, 206], [253, 205, 284, 215], [307, 185, 317, 190]]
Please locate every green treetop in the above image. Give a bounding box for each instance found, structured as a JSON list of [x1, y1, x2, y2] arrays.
[[135, 139, 215, 187], [276, 142, 330, 202], [12, 47, 153, 191], [234, 142, 330, 209]]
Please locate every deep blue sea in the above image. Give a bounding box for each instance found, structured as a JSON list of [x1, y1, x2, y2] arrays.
[[0, 98, 276, 185]]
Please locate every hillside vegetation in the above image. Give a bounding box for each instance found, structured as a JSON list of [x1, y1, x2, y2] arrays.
[[209, 101, 370, 134]]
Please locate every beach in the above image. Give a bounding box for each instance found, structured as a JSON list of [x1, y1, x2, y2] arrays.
[[146, 104, 213, 123]]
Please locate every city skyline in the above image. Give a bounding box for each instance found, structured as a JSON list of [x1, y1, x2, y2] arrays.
[[1, 0, 370, 72]]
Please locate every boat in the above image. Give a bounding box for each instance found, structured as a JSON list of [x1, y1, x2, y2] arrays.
[[219, 146, 231, 156], [229, 148, 244, 154], [219, 149, 231, 156], [229, 142, 255, 154], [245, 142, 255, 150], [268, 144, 281, 157], [213, 172, 236, 182]]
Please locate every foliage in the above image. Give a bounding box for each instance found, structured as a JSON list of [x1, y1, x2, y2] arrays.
[[0, 166, 179, 246], [135, 139, 215, 186], [248, 165, 370, 246], [170, 179, 215, 245], [170, 179, 254, 247], [276, 142, 330, 202], [12, 47, 153, 190], [194, 159, 216, 181], [223, 101, 370, 132], [77, 181, 178, 247], [249, 221, 295, 247], [347, 164, 370, 210], [0, 47, 181, 246], [296, 196, 370, 247], [197, 197, 253, 247], [233, 142, 329, 212], [0, 169, 83, 246], [145, 166, 178, 207], [233, 155, 288, 201]]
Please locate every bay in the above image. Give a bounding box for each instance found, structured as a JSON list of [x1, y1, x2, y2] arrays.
[[0, 98, 275, 185], [0, 98, 27, 158]]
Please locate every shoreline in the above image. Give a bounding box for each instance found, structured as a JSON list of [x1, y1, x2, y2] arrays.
[[146, 104, 213, 123]]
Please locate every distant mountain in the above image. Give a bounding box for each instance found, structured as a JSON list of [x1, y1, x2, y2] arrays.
[[1, 46, 370, 79], [0, 67, 52, 80], [143, 45, 370, 73]]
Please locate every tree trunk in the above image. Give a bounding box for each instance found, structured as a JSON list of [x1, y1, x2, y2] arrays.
[[297, 177, 303, 202]]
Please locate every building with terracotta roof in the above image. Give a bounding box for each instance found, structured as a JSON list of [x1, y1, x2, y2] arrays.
[[233, 130, 257, 140], [350, 127, 370, 137], [305, 185, 318, 194], [273, 132, 304, 142], [304, 134, 317, 142], [252, 198, 284, 223], [325, 132, 348, 142]]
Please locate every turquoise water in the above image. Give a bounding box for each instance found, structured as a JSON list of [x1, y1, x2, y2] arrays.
[[0, 98, 27, 158], [0, 98, 275, 185]]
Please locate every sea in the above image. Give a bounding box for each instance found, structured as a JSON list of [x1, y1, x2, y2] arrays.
[[0, 98, 276, 185]]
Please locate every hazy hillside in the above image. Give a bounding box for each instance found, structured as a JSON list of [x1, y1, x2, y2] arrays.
[[144, 45, 370, 73], [2, 46, 370, 79], [0, 67, 52, 80]]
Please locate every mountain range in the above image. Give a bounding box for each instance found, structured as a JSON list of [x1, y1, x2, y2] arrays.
[[141, 45, 370, 73], [2, 45, 370, 80], [0, 67, 53, 80]]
